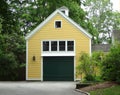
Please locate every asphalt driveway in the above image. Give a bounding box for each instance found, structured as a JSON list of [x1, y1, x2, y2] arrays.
[[0, 82, 85, 95]]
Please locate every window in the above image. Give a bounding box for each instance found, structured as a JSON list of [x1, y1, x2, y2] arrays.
[[67, 41, 74, 51], [42, 40, 74, 52], [55, 21, 61, 28], [59, 41, 65, 51], [51, 41, 57, 51], [43, 41, 49, 51]]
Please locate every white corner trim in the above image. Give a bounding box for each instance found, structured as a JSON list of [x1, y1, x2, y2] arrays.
[[40, 41, 43, 81], [25, 9, 92, 40], [90, 39, 92, 56], [26, 40, 28, 80]]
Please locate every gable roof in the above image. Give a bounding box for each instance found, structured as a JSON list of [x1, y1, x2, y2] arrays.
[[25, 9, 92, 40]]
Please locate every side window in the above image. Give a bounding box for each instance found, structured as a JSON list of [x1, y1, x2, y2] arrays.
[[59, 41, 65, 51], [51, 41, 57, 51], [43, 41, 49, 51], [67, 41, 74, 51], [55, 21, 61, 28]]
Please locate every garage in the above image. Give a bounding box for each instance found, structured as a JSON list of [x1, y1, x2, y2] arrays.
[[43, 57, 74, 81]]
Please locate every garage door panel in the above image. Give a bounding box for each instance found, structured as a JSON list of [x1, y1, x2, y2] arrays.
[[43, 57, 74, 81]]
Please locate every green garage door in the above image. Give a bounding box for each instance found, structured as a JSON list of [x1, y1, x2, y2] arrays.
[[43, 57, 74, 81]]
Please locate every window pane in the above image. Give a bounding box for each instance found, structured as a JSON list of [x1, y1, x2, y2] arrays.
[[51, 41, 57, 51], [43, 41, 49, 51], [59, 41, 65, 51], [67, 41, 74, 51], [55, 21, 61, 28]]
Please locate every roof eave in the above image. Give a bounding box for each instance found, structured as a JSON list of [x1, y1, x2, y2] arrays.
[[57, 11, 92, 39], [25, 9, 59, 40]]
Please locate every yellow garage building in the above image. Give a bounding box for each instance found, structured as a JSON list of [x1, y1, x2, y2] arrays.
[[25, 6, 92, 81]]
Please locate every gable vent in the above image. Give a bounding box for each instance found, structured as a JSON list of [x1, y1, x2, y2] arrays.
[[59, 6, 69, 16]]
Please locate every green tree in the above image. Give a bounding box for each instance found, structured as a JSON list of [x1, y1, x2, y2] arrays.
[[0, 33, 26, 64], [0, 0, 25, 80], [83, 0, 113, 44], [0, 17, 2, 32], [9, 0, 96, 37], [112, 12, 120, 30], [0, 33, 26, 80], [0, 0, 20, 34]]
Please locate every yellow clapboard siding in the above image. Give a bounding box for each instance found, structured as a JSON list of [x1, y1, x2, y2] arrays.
[[27, 13, 91, 79]]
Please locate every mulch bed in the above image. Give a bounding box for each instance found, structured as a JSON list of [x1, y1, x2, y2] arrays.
[[79, 81, 118, 92]]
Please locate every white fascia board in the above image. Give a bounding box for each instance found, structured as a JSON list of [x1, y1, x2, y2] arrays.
[[25, 10, 59, 40], [57, 10, 92, 39]]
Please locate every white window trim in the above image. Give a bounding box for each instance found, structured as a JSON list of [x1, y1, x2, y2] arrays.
[[65, 41, 67, 51], [41, 40, 75, 56], [54, 20, 62, 28], [57, 41, 59, 51]]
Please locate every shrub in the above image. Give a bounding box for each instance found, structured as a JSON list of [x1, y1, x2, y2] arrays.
[[84, 74, 95, 82], [77, 52, 105, 82], [102, 42, 120, 82], [77, 52, 94, 81], [92, 51, 105, 77]]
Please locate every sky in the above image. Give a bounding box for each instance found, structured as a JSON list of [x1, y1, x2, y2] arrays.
[[111, 0, 120, 11]]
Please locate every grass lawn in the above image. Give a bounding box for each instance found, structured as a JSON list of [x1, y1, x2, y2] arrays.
[[90, 85, 120, 95]]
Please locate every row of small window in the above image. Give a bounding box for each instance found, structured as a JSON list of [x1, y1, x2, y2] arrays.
[[43, 41, 74, 51]]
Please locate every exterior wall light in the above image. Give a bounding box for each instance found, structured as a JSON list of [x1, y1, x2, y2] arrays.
[[33, 56, 36, 61]]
